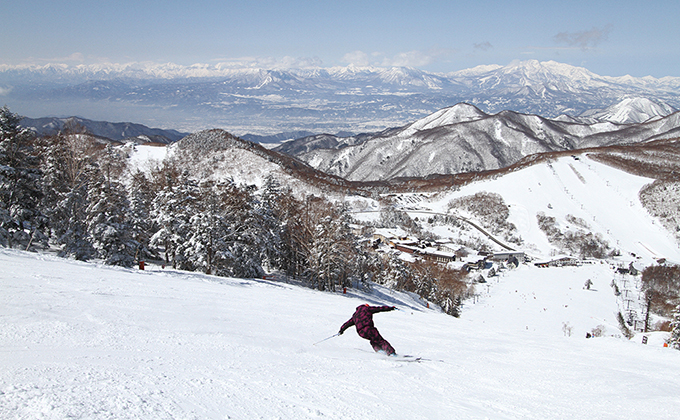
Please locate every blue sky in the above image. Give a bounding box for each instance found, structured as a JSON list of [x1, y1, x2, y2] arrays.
[[3, 0, 679, 77]]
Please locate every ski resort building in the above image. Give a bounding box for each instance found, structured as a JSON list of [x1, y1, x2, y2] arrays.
[[419, 247, 457, 263], [372, 228, 411, 246], [492, 251, 525, 261], [534, 256, 581, 268]]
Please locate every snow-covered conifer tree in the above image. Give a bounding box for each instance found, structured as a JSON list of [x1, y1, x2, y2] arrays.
[[180, 180, 230, 274], [150, 166, 198, 268], [258, 175, 286, 271], [128, 170, 156, 261], [40, 132, 100, 260], [85, 146, 136, 266], [289, 197, 357, 291], [215, 181, 267, 278], [271, 190, 306, 278], [0, 106, 47, 250], [370, 252, 413, 290], [670, 304, 680, 350], [86, 176, 136, 266]]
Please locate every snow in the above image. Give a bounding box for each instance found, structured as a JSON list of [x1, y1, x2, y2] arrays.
[[581, 97, 678, 124], [2, 248, 679, 419], [294, 100, 680, 182], [406, 103, 487, 133], [126, 144, 169, 174], [424, 155, 680, 265], [8, 60, 680, 135]]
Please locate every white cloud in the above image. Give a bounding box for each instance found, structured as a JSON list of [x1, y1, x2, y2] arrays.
[[473, 42, 493, 52], [64, 53, 85, 62], [212, 56, 323, 69], [553, 25, 612, 50], [38, 52, 86, 63], [5, 52, 104, 67], [342, 51, 371, 67], [383, 50, 435, 67], [343, 48, 453, 68], [0, 86, 13, 96]]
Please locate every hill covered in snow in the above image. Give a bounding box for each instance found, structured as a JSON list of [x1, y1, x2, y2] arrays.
[[418, 154, 680, 265], [278, 102, 680, 182], [1, 248, 679, 419], [3, 91, 680, 418], [577, 97, 677, 124], [126, 127, 680, 264]]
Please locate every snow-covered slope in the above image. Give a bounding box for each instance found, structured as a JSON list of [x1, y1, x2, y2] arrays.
[[289, 102, 680, 182], [580, 97, 677, 124], [141, 129, 355, 195], [421, 154, 680, 265], [2, 248, 679, 419], [126, 130, 680, 262]]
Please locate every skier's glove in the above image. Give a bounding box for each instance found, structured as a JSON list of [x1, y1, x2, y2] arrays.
[[338, 330, 343, 335]]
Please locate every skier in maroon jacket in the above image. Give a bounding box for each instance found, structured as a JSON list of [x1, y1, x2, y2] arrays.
[[339, 304, 396, 355]]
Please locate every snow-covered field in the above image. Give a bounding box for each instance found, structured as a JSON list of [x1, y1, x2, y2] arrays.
[[2, 248, 678, 419]]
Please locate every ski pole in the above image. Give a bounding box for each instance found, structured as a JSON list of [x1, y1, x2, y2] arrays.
[[313, 333, 339, 346]]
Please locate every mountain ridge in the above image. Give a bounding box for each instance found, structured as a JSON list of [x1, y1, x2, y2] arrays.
[[578, 97, 677, 124], [19, 116, 188, 144], [4, 60, 680, 134], [275, 101, 680, 181]]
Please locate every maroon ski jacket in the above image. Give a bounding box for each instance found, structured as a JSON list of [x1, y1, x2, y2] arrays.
[[339, 304, 395, 336]]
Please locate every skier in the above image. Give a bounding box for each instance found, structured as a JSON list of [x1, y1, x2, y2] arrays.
[[339, 304, 396, 355]]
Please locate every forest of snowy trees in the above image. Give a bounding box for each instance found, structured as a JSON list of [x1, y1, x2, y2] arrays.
[[0, 106, 470, 316]]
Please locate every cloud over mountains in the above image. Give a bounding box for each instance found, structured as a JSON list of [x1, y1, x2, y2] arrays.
[[553, 25, 613, 50]]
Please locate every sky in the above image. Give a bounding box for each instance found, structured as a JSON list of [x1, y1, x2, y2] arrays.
[[3, 0, 680, 78]]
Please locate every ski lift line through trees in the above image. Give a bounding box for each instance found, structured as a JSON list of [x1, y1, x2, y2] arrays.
[[352, 209, 516, 252]]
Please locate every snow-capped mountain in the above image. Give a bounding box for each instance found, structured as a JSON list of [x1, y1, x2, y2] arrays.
[[578, 97, 677, 124], [278, 102, 680, 181], [3, 60, 680, 134]]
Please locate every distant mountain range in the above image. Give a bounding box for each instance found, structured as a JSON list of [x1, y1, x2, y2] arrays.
[[16, 97, 680, 183], [19, 116, 188, 144], [276, 100, 680, 181], [3, 60, 680, 135]]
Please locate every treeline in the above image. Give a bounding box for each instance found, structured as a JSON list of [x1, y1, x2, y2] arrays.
[[0, 107, 361, 288], [1, 106, 470, 315], [641, 264, 680, 348], [641, 264, 680, 318]]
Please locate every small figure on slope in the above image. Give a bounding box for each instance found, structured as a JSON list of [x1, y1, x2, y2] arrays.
[[339, 304, 396, 355]]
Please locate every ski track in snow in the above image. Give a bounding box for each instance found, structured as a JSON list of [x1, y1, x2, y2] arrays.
[[1, 249, 680, 419]]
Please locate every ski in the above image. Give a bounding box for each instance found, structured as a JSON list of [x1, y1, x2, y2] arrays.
[[393, 355, 423, 363], [388, 354, 424, 362]]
